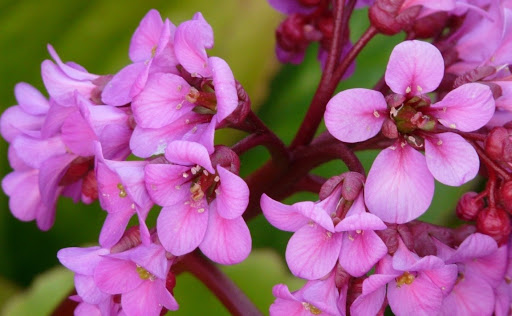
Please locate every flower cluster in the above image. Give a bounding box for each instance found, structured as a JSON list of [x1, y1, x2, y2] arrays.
[[1, 9, 252, 316], [3, 0, 512, 315]]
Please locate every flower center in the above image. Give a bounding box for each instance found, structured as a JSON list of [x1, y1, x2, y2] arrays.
[[395, 271, 415, 287], [389, 95, 436, 135], [302, 302, 322, 315], [136, 265, 155, 281], [183, 165, 221, 206]]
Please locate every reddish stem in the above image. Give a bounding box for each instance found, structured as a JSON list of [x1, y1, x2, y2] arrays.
[[175, 251, 263, 316], [471, 140, 511, 181]]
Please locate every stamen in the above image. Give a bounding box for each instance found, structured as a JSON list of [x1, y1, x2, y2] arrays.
[[203, 170, 209, 176], [136, 265, 155, 281], [214, 176, 220, 182], [302, 302, 321, 315], [405, 86, 412, 93], [449, 123, 457, 129], [190, 183, 204, 201], [117, 183, 127, 198], [373, 110, 380, 118], [437, 140, 443, 146], [417, 85, 423, 92], [197, 208, 205, 213], [396, 271, 415, 287]]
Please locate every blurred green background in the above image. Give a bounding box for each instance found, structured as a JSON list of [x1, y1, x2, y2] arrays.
[[0, 1, 473, 315]]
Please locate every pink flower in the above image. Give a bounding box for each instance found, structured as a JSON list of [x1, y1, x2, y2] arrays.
[[145, 141, 251, 264], [261, 178, 387, 280], [324, 40, 495, 224], [350, 240, 457, 316]]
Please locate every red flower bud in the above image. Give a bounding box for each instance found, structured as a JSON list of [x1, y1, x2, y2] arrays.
[[369, 0, 420, 35], [500, 181, 512, 213], [476, 207, 511, 245], [456, 192, 484, 221], [484, 127, 512, 162], [382, 118, 399, 139], [276, 14, 308, 52], [408, 12, 449, 38]]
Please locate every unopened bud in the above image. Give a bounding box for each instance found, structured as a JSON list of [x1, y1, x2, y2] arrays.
[[276, 13, 308, 52], [382, 118, 398, 139], [341, 172, 365, 201], [456, 192, 484, 221], [476, 207, 511, 245], [500, 181, 512, 213], [484, 127, 512, 162], [409, 12, 448, 38], [369, 0, 420, 35]]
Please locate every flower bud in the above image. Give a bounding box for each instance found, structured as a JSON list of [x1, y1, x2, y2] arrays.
[[484, 127, 512, 162], [476, 207, 511, 245], [369, 0, 420, 35], [408, 12, 448, 38], [276, 13, 308, 52], [500, 181, 512, 213], [456, 192, 484, 221], [382, 118, 398, 139]]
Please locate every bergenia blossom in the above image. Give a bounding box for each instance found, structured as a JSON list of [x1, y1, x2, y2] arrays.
[[145, 140, 251, 264], [325, 40, 495, 224]]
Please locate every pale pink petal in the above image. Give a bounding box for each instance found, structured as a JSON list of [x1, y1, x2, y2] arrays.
[[260, 194, 310, 232], [129, 9, 164, 62], [447, 233, 498, 263], [387, 273, 444, 316], [494, 281, 509, 316], [295, 201, 335, 232], [96, 160, 138, 214], [99, 208, 134, 248], [268, 0, 316, 14], [124, 244, 169, 280], [199, 203, 251, 264], [101, 62, 147, 106], [430, 83, 495, 132], [94, 257, 142, 294], [57, 246, 109, 275], [144, 164, 190, 206], [12, 135, 67, 169], [335, 212, 387, 232], [385, 40, 444, 95], [439, 276, 495, 316], [14, 82, 49, 115], [130, 60, 152, 98], [131, 73, 192, 128], [75, 274, 109, 304], [174, 19, 212, 77], [165, 140, 214, 173], [339, 230, 388, 277], [365, 145, 434, 224], [216, 166, 249, 219], [106, 160, 151, 209], [97, 124, 132, 160], [285, 225, 343, 280], [0, 106, 44, 142], [41, 101, 76, 138], [2, 170, 40, 221], [350, 277, 388, 316], [301, 273, 340, 315], [46, 44, 99, 81], [209, 57, 237, 123], [324, 88, 387, 143], [61, 111, 96, 157], [423, 265, 458, 297], [157, 203, 208, 256], [156, 281, 179, 311], [465, 245, 507, 288], [424, 133, 479, 186]]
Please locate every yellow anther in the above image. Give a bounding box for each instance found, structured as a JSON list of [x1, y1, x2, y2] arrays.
[[302, 302, 322, 315], [396, 271, 415, 287], [117, 183, 127, 198]]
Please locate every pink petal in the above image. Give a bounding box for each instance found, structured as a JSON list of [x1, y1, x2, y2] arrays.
[[447, 232, 498, 263], [423, 264, 458, 297], [339, 230, 388, 277], [2, 170, 40, 222], [156, 203, 208, 255], [285, 225, 343, 280], [124, 244, 169, 280], [365, 145, 434, 224], [101, 62, 147, 106], [99, 208, 134, 248], [61, 110, 96, 157], [165, 140, 214, 173], [295, 201, 335, 232], [215, 166, 249, 219], [129, 9, 164, 62], [209, 57, 237, 123], [57, 246, 109, 275], [106, 160, 151, 209], [424, 132, 479, 186], [439, 276, 495, 316], [94, 257, 143, 294], [494, 281, 510, 316], [0, 106, 44, 142], [14, 82, 49, 115], [41, 60, 95, 104], [144, 164, 190, 206], [335, 212, 387, 232], [41, 101, 76, 138], [260, 194, 310, 232], [174, 19, 212, 77], [131, 73, 192, 128], [385, 40, 444, 95], [324, 88, 387, 143], [96, 160, 139, 214], [464, 245, 507, 288], [387, 273, 444, 316], [301, 273, 340, 316], [75, 274, 109, 304], [46, 44, 98, 81], [199, 203, 251, 264], [430, 83, 495, 132], [350, 276, 388, 316], [12, 135, 67, 169]]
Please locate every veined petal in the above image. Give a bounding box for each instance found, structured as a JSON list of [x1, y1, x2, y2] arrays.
[[99, 209, 134, 248], [94, 257, 143, 294], [199, 203, 251, 264], [385, 40, 444, 95], [132, 73, 192, 128], [144, 164, 190, 206], [260, 194, 310, 232], [123, 243, 169, 280], [365, 145, 434, 224], [425, 133, 479, 186], [387, 273, 444, 316], [57, 246, 109, 275], [41, 60, 95, 104], [439, 276, 495, 316], [285, 225, 342, 280], [339, 230, 388, 277], [216, 166, 249, 219], [324, 88, 387, 143], [295, 200, 335, 232], [165, 140, 214, 173], [174, 18, 212, 77], [209, 57, 237, 123], [129, 9, 164, 62], [74, 274, 109, 305], [121, 281, 164, 316], [157, 202, 208, 256], [335, 212, 387, 232], [350, 275, 389, 316], [431, 83, 495, 132], [447, 233, 498, 264]]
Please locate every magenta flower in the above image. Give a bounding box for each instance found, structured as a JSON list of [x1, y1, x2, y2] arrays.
[[351, 239, 457, 316], [325, 40, 495, 224], [270, 271, 341, 316], [261, 183, 387, 280], [145, 141, 251, 264]]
